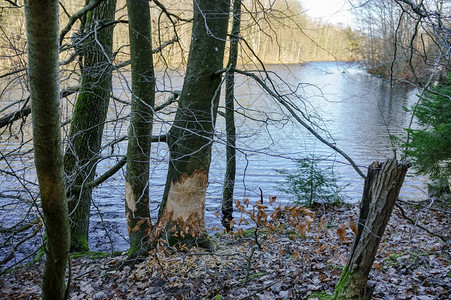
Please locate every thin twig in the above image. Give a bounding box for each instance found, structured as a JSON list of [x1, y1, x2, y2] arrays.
[[243, 245, 259, 285], [219, 67, 366, 179], [71, 157, 127, 193], [395, 202, 446, 242], [240, 270, 301, 300], [59, 0, 104, 45], [0, 221, 42, 265]]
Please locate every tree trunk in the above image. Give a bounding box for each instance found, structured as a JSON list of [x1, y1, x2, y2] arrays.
[[222, 0, 241, 231], [334, 158, 409, 299], [125, 0, 155, 255], [63, 0, 117, 252], [25, 1, 70, 299], [156, 0, 230, 246]]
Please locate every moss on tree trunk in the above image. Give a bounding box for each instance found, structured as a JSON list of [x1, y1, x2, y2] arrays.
[[333, 159, 408, 299], [64, 0, 117, 252], [124, 0, 155, 255], [25, 1, 70, 298]]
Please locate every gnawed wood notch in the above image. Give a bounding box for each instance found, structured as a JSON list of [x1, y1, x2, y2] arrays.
[[156, 169, 209, 245], [333, 158, 408, 300], [125, 180, 152, 252], [125, 181, 138, 213]]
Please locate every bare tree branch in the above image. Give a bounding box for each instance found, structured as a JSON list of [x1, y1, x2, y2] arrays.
[[71, 157, 127, 193], [222, 67, 367, 179], [152, 0, 193, 23], [115, 36, 178, 69], [0, 85, 80, 129], [395, 202, 446, 242], [0, 221, 42, 266], [0, 105, 30, 129], [3, 0, 19, 7], [59, 0, 104, 45]]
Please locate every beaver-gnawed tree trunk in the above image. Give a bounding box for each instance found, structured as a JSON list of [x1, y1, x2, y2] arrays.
[[333, 158, 409, 299], [64, 0, 117, 252], [25, 1, 70, 298], [125, 0, 155, 255], [156, 0, 230, 246]]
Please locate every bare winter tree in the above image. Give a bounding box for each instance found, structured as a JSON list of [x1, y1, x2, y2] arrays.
[[124, 0, 155, 255], [24, 0, 69, 298], [156, 0, 231, 246], [221, 0, 241, 231], [353, 0, 450, 82], [63, 0, 117, 252]]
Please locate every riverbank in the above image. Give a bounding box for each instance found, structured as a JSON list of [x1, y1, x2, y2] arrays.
[[1, 200, 449, 299], [0, 61, 429, 270]]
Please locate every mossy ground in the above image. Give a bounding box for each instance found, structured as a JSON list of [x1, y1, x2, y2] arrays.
[[70, 251, 110, 259], [308, 291, 333, 300]]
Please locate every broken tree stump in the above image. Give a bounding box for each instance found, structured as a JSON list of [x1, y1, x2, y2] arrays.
[[333, 158, 409, 300]]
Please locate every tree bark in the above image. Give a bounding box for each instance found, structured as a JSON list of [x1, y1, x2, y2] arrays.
[[222, 0, 241, 231], [125, 0, 155, 255], [63, 0, 117, 252], [157, 0, 230, 246], [25, 1, 70, 299], [334, 158, 409, 300]]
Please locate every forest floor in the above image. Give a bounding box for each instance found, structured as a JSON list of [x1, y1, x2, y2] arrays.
[[1, 198, 449, 300]]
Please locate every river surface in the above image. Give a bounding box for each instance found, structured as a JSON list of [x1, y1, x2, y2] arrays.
[[0, 61, 426, 258]]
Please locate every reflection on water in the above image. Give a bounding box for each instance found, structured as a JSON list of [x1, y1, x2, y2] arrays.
[[92, 61, 426, 252], [208, 61, 422, 203], [1, 61, 426, 255]]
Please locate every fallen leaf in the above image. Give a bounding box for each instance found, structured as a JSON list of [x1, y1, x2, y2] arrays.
[[336, 223, 347, 243], [229, 218, 236, 229], [236, 228, 245, 237], [293, 251, 300, 262], [256, 203, 268, 210], [319, 215, 326, 232], [289, 206, 300, 218], [305, 215, 314, 230], [296, 222, 307, 239], [301, 207, 314, 218], [349, 221, 358, 235]]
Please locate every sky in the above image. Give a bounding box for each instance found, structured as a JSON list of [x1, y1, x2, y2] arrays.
[[299, 0, 356, 28]]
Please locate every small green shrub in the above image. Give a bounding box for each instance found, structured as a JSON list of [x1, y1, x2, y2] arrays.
[[404, 72, 451, 197], [277, 155, 348, 207]]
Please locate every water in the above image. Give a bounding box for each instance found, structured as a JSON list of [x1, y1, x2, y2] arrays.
[[91, 61, 425, 252], [0, 61, 426, 259]]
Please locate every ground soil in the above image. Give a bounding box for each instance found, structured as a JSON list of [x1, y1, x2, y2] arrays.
[[1, 199, 449, 299]]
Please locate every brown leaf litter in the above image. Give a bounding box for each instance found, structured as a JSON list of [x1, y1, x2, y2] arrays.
[[0, 199, 449, 299]]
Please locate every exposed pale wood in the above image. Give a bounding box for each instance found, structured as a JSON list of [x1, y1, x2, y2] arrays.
[[157, 0, 230, 246]]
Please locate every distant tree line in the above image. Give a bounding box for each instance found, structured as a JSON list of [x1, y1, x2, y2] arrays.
[[0, 0, 360, 69], [353, 0, 450, 82]]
